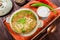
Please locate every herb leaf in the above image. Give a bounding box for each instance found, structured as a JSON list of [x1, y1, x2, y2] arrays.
[[17, 17, 26, 24]]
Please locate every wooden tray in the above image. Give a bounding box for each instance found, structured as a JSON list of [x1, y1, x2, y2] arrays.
[[32, 15, 60, 40], [3, 0, 60, 40]]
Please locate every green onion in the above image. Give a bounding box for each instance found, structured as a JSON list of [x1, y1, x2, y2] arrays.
[[21, 27, 26, 33]]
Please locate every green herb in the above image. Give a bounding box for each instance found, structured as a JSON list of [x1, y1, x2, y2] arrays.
[[17, 17, 26, 24], [21, 29, 26, 33], [21, 27, 26, 33], [31, 2, 57, 14]]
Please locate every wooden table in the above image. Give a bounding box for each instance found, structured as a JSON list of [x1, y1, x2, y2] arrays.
[[0, 0, 60, 40]]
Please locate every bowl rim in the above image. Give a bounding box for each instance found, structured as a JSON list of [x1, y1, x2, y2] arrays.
[[10, 8, 41, 36], [37, 6, 51, 17]]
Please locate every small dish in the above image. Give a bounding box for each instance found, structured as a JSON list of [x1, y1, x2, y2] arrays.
[[0, 0, 12, 16]]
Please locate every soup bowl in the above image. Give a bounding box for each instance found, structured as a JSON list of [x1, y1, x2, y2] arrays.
[[10, 8, 43, 36]]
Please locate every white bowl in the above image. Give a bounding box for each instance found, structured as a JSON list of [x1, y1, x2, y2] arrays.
[[0, 0, 12, 16], [37, 6, 50, 17], [10, 8, 43, 36]]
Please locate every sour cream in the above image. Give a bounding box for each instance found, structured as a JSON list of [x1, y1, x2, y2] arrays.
[[37, 6, 50, 17]]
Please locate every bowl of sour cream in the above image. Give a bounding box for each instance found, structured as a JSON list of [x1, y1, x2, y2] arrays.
[[37, 6, 51, 19]]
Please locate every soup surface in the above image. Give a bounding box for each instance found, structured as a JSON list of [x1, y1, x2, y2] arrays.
[[11, 10, 37, 34]]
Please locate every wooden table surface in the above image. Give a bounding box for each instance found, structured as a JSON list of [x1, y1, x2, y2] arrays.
[[0, 0, 60, 40]]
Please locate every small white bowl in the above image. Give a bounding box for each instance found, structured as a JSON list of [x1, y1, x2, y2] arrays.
[[37, 6, 50, 17], [10, 8, 43, 36]]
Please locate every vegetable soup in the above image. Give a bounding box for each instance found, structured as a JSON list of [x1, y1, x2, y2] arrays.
[[11, 10, 37, 34]]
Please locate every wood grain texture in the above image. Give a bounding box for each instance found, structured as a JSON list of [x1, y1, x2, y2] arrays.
[[0, 18, 14, 40], [42, 0, 60, 40], [42, 16, 60, 40], [0, 0, 60, 40]]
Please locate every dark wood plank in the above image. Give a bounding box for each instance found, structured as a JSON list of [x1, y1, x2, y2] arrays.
[[0, 18, 14, 40], [42, 16, 60, 40], [50, 0, 60, 7]]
